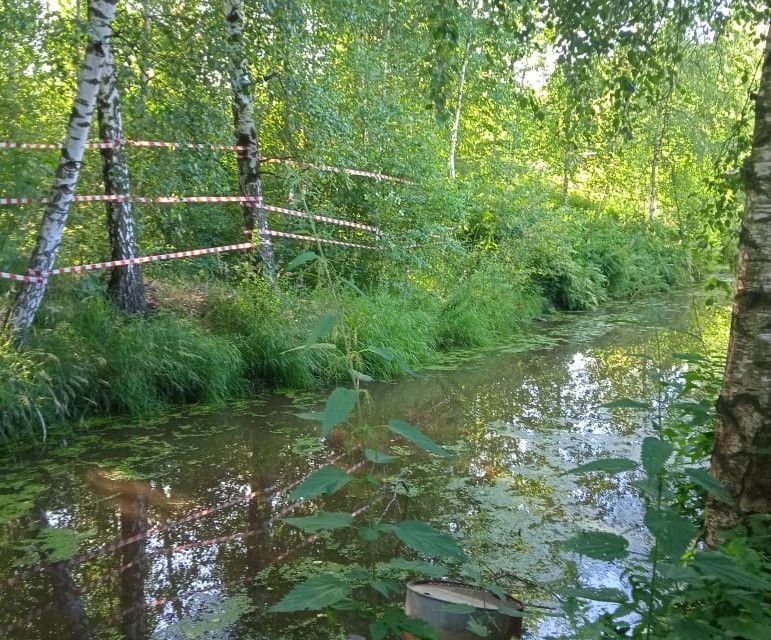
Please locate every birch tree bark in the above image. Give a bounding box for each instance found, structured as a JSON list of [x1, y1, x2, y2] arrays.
[[6, 0, 117, 344], [706, 23, 771, 545], [449, 39, 471, 182], [97, 39, 146, 313], [224, 0, 276, 276]]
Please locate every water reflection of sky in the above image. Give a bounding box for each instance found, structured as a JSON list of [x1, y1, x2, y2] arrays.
[[0, 295, 729, 639]]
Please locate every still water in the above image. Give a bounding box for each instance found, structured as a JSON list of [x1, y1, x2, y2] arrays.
[[0, 292, 729, 639]]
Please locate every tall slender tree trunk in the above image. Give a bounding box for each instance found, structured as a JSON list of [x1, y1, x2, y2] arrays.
[[706, 23, 771, 546], [449, 39, 471, 182], [224, 0, 275, 276], [5, 0, 117, 345], [97, 39, 146, 313], [648, 133, 660, 221], [562, 145, 571, 207]]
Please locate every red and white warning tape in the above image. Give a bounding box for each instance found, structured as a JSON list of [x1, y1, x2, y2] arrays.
[[259, 202, 379, 233], [264, 229, 374, 250], [0, 194, 380, 234], [1, 232, 374, 284], [263, 158, 416, 184], [0, 139, 415, 183]]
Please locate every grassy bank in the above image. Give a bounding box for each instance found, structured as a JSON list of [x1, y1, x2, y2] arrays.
[[0, 186, 708, 441]]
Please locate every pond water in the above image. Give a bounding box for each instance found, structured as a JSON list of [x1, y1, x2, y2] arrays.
[[0, 291, 729, 639]]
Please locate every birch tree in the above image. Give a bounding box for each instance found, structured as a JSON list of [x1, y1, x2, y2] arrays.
[[5, 0, 117, 344], [706, 21, 771, 545], [97, 35, 146, 313], [224, 0, 276, 276], [448, 39, 471, 181]]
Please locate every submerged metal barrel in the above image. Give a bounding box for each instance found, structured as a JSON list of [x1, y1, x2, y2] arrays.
[[404, 580, 524, 640]]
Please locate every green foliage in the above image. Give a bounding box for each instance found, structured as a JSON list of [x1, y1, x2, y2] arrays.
[[270, 573, 352, 612], [288, 466, 352, 501], [560, 351, 770, 640], [391, 520, 466, 560]]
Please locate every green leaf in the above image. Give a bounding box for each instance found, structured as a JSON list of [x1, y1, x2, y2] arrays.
[[562, 587, 628, 603], [319, 387, 358, 436], [645, 507, 697, 558], [359, 524, 383, 542], [368, 578, 400, 598], [392, 520, 465, 560], [567, 457, 637, 475], [694, 552, 771, 590], [602, 398, 651, 410], [308, 313, 338, 344], [287, 250, 318, 271], [564, 531, 629, 561], [288, 466, 352, 501], [388, 420, 451, 457], [370, 621, 388, 640], [36, 527, 81, 562], [641, 437, 673, 478], [284, 511, 353, 532], [270, 574, 351, 612], [364, 448, 399, 464], [684, 468, 733, 504]]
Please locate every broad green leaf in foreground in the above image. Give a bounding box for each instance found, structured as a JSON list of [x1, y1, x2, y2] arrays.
[[644, 507, 698, 559], [308, 313, 338, 344], [564, 531, 629, 561], [685, 468, 733, 504], [388, 420, 451, 457], [393, 520, 466, 560], [567, 457, 637, 475], [284, 511, 353, 532], [270, 574, 351, 612], [288, 466, 352, 501], [694, 552, 771, 590], [641, 437, 674, 478], [319, 387, 358, 436]]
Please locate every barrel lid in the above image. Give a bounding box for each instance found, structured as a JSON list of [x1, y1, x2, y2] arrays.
[[406, 581, 521, 612]]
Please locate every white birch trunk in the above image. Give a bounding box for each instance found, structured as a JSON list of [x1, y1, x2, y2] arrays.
[[6, 0, 117, 344], [224, 0, 276, 276], [449, 40, 471, 182], [648, 133, 659, 221], [97, 38, 146, 313], [706, 23, 771, 545]]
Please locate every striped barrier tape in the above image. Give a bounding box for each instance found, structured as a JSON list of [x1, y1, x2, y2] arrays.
[[263, 158, 416, 185], [0, 232, 374, 285], [0, 139, 415, 183], [264, 229, 375, 250], [0, 194, 380, 234]]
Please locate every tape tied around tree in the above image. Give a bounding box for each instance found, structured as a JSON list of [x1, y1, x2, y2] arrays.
[[0, 139, 415, 183], [0, 194, 381, 234]]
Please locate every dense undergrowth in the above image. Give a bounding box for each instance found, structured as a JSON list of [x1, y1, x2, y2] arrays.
[[0, 181, 709, 441]]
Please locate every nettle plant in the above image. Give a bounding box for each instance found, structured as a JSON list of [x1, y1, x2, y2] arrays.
[[556, 353, 771, 639], [267, 384, 459, 639]]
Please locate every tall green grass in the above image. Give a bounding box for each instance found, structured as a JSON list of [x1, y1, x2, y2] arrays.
[[0, 180, 703, 441]]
